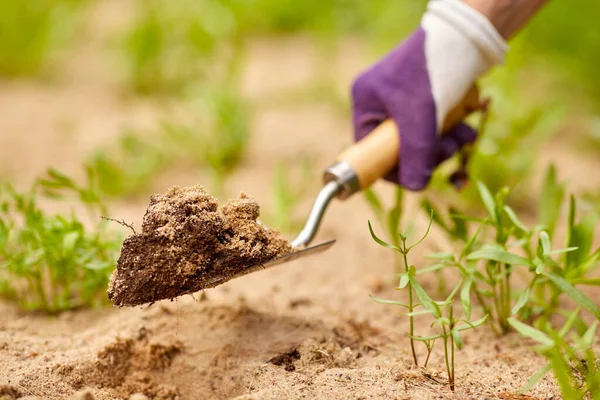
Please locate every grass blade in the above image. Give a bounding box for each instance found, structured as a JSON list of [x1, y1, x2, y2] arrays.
[[409, 275, 440, 318], [460, 276, 472, 320], [369, 295, 409, 308], [477, 181, 498, 223], [368, 220, 400, 252], [504, 205, 529, 232], [467, 245, 531, 266], [508, 317, 554, 346], [543, 271, 600, 320], [537, 164, 564, 239], [512, 287, 530, 315], [517, 364, 551, 394]]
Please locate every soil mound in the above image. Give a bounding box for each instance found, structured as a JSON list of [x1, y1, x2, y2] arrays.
[[107, 186, 291, 307]]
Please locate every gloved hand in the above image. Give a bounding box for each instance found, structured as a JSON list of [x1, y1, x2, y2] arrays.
[[351, 0, 507, 191]]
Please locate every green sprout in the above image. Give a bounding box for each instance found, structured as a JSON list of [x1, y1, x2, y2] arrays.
[[0, 175, 121, 313], [423, 165, 600, 335], [368, 213, 487, 391]]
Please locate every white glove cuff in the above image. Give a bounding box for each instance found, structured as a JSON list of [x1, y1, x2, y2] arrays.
[[421, 0, 508, 129], [428, 0, 508, 65]]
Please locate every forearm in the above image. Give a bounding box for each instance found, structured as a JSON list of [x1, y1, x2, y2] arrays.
[[461, 0, 549, 39]]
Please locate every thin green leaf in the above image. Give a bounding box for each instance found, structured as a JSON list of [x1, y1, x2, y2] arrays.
[[368, 221, 400, 252], [580, 321, 598, 349], [427, 252, 454, 260], [504, 205, 529, 232], [535, 263, 545, 275], [407, 309, 435, 317], [567, 211, 598, 270], [545, 247, 579, 255], [570, 277, 600, 286], [461, 277, 472, 320], [477, 181, 497, 223], [387, 187, 404, 239], [409, 276, 440, 317], [416, 264, 447, 275], [398, 274, 409, 289], [517, 364, 551, 394], [455, 315, 488, 332], [537, 164, 564, 239], [543, 271, 600, 320], [508, 318, 554, 347], [539, 231, 551, 256], [62, 231, 80, 255], [512, 287, 530, 315], [546, 350, 580, 399], [558, 308, 580, 337], [369, 295, 409, 308], [452, 329, 463, 350], [363, 188, 383, 215], [407, 210, 433, 252], [445, 280, 463, 304], [410, 333, 442, 341], [459, 223, 483, 260], [467, 245, 531, 266]]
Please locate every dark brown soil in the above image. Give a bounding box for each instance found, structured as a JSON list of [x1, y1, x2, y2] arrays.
[[107, 186, 292, 307], [267, 348, 301, 371]]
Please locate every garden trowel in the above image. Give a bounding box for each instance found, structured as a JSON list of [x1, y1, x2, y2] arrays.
[[210, 85, 483, 287], [283, 85, 483, 253]]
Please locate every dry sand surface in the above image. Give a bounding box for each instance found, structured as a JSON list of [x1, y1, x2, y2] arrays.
[[2, 1, 600, 399]]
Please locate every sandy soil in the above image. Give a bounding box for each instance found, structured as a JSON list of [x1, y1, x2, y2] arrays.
[[2, 1, 600, 399]]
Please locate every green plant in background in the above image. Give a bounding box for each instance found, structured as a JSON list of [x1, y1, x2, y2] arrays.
[[162, 85, 250, 196], [363, 187, 405, 274], [422, 165, 600, 335], [509, 311, 600, 399], [265, 156, 315, 234], [0, 174, 121, 313], [369, 216, 488, 391], [0, 0, 87, 77], [85, 132, 169, 199], [121, 0, 240, 95]]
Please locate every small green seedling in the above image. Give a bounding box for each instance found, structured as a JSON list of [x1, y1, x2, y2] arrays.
[[0, 0, 85, 77], [423, 165, 600, 335], [368, 214, 487, 391], [0, 177, 121, 313], [121, 0, 238, 96]]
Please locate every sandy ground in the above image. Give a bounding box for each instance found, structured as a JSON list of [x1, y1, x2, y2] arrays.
[[2, 1, 600, 399]]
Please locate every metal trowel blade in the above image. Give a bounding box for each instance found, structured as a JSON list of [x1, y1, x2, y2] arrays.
[[200, 240, 336, 290], [262, 239, 336, 268]]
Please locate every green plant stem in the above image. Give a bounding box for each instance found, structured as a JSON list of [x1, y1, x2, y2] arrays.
[[449, 305, 456, 391], [424, 344, 433, 368], [402, 239, 419, 366], [504, 264, 512, 313], [473, 285, 501, 335], [442, 326, 453, 391]]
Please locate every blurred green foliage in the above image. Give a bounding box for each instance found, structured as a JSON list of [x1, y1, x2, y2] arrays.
[[0, 0, 87, 77], [516, 2, 600, 106], [0, 176, 120, 313], [122, 0, 240, 95]]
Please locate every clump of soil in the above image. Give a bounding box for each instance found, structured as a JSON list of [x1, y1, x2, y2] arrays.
[[107, 186, 292, 307], [58, 335, 182, 400], [268, 348, 301, 372]]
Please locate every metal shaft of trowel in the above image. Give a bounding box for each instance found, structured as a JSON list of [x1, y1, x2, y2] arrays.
[[291, 161, 360, 248]]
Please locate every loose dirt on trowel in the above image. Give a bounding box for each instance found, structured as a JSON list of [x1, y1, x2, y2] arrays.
[[107, 185, 292, 307]]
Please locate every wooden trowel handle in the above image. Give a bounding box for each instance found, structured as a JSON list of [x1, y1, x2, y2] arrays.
[[335, 85, 481, 190]]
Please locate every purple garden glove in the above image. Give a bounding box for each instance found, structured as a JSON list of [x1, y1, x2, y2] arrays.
[[351, 0, 508, 191]]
